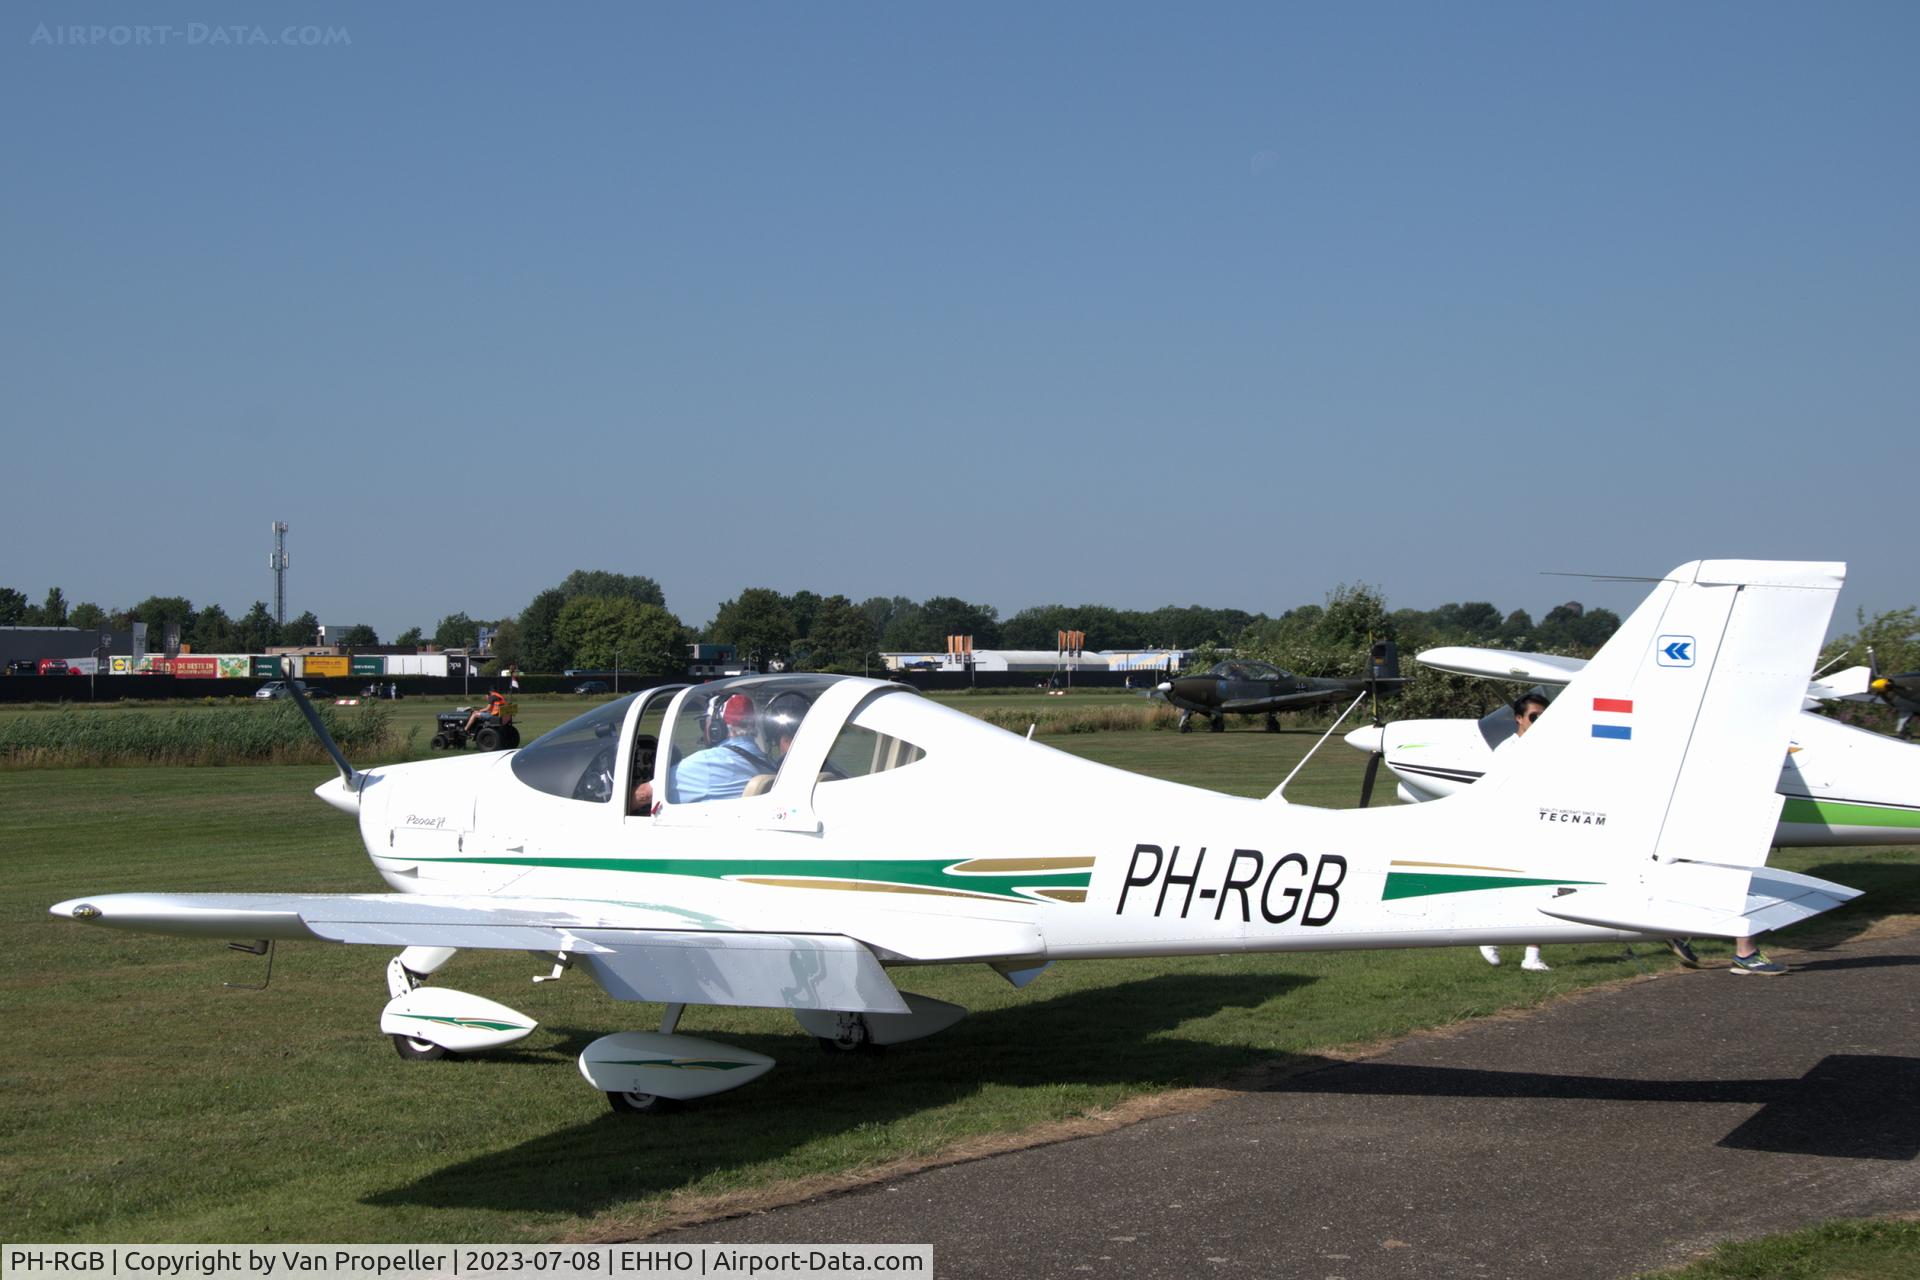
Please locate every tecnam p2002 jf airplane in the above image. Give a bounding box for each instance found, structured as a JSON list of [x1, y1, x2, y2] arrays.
[[52, 561, 1862, 1113]]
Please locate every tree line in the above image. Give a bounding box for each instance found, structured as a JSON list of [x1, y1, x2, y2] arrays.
[[7, 574, 1910, 714]]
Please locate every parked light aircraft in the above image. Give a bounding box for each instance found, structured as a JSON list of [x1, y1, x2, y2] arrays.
[[1152, 643, 1403, 733], [1345, 646, 1920, 846], [53, 561, 1864, 1114]]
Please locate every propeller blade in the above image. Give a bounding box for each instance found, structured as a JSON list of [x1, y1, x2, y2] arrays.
[[1358, 750, 1382, 809], [283, 660, 359, 791]]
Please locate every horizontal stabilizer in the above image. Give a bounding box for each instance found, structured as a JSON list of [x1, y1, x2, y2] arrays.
[[1417, 647, 1586, 686], [1537, 863, 1861, 939]]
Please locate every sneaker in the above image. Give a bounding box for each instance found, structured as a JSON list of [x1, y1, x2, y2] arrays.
[[1666, 938, 1702, 969], [1730, 950, 1789, 976], [1521, 952, 1551, 972], [1479, 946, 1501, 966]]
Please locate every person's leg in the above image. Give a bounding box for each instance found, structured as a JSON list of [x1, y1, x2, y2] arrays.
[[1730, 936, 1788, 976], [1522, 946, 1550, 971]]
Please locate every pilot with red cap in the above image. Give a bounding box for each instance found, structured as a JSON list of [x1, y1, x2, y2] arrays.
[[672, 692, 780, 803]]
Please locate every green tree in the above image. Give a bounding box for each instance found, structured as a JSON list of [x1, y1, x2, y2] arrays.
[[0, 588, 26, 626], [919, 596, 1002, 649], [1533, 605, 1620, 653], [433, 612, 479, 650], [802, 594, 878, 673], [484, 617, 523, 673], [556, 570, 666, 609], [859, 595, 914, 644], [554, 598, 683, 672], [191, 604, 238, 653], [786, 590, 823, 641], [39, 587, 68, 627], [235, 602, 278, 653], [516, 588, 568, 673], [129, 595, 196, 632], [69, 602, 106, 632], [709, 588, 798, 670], [337, 624, 379, 648], [395, 626, 425, 648], [278, 610, 321, 647]]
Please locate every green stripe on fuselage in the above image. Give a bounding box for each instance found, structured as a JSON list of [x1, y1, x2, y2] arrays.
[[1382, 872, 1599, 901], [1780, 797, 1920, 830], [384, 855, 1091, 903]]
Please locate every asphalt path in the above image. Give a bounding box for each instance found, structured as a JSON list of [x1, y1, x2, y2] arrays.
[[677, 929, 1920, 1278]]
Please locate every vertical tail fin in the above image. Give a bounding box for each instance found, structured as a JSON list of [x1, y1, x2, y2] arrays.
[[1473, 560, 1844, 870]]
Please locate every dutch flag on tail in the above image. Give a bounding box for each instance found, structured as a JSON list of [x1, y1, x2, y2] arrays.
[[1591, 697, 1632, 740]]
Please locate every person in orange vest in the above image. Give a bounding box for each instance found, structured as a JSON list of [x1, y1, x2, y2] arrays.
[[463, 688, 514, 736]]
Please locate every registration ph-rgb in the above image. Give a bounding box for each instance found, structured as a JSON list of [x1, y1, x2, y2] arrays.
[[3, 1245, 934, 1278]]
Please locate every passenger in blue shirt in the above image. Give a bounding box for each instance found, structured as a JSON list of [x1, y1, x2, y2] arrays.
[[674, 694, 780, 803]]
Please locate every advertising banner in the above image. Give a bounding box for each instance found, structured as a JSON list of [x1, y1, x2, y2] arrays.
[[110, 656, 132, 674], [132, 622, 148, 663], [172, 656, 218, 678], [251, 657, 284, 678], [351, 656, 385, 677], [304, 656, 350, 678], [217, 656, 250, 678]]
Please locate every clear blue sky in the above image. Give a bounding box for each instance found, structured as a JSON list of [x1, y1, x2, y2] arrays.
[[4, 2, 1914, 641]]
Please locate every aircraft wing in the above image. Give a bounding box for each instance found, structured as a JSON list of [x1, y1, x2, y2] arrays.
[[50, 891, 1047, 1016], [1416, 646, 1586, 685], [1421, 646, 1872, 709], [1218, 688, 1356, 712], [1805, 665, 1873, 702]]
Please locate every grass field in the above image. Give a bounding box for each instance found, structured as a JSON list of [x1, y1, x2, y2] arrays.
[[4, 722, 1916, 1245], [0, 688, 1173, 767]]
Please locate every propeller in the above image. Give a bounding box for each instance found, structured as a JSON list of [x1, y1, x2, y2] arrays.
[[1867, 646, 1918, 737], [283, 659, 363, 810], [1355, 635, 1392, 808]]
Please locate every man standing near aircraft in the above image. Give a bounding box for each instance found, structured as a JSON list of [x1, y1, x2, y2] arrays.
[[1481, 691, 1553, 972]]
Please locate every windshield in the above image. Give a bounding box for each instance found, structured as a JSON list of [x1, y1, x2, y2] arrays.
[[511, 694, 637, 802]]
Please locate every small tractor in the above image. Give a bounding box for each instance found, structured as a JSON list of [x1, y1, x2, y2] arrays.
[[431, 707, 522, 752]]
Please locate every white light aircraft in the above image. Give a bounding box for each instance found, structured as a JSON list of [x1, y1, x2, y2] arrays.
[[52, 561, 1865, 1113], [1347, 645, 1920, 847]]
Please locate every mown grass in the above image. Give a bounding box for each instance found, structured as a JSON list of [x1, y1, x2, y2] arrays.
[[6, 725, 1916, 1245], [1636, 1216, 1920, 1279]]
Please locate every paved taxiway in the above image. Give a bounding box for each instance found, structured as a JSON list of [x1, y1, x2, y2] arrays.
[[677, 927, 1920, 1278]]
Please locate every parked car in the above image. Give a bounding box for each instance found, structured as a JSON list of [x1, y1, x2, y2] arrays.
[[37, 659, 71, 676], [6, 659, 39, 676], [571, 679, 611, 695], [254, 680, 336, 701]]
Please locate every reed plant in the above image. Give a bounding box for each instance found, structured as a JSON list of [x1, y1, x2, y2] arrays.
[[0, 701, 398, 768]]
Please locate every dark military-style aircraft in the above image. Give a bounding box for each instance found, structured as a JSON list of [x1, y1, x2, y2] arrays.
[[1152, 643, 1403, 733]]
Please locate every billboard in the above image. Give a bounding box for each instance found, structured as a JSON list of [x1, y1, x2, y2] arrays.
[[172, 656, 218, 678], [351, 656, 385, 677], [304, 656, 349, 678], [251, 656, 284, 678], [217, 656, 250, 678]]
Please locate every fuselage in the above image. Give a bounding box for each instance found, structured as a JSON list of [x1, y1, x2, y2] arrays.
[[341, 677, 1643, 965]]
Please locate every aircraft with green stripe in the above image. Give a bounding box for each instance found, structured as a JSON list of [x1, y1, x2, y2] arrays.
[[1349, 635, 1920, 847], [51, 561, 1866, 1114]]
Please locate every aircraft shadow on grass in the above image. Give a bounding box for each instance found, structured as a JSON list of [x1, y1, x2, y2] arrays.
[[1275, 1054, 1920, 1161], [365, 969, 1321, 1215]]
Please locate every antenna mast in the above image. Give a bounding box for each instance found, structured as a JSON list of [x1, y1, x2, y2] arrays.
[[270, 521, 289, 625]]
